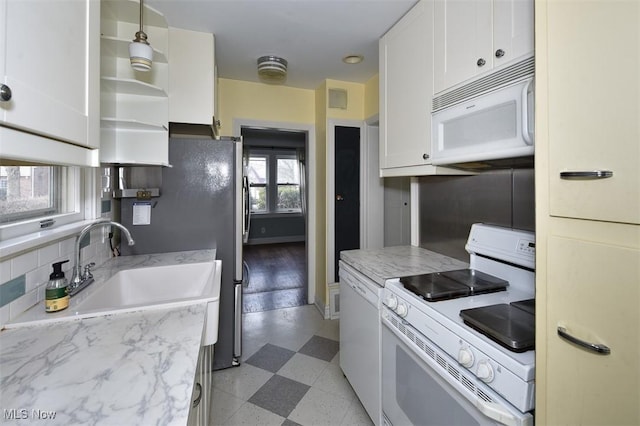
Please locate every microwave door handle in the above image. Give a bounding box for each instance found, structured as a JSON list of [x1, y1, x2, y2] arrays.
[[521, 79, 534, 145]]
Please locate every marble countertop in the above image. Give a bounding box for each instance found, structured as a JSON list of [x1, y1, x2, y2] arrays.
[[8, 249, 216, 326], [0, 250, 216, 425], [340, 245, 469, 286]]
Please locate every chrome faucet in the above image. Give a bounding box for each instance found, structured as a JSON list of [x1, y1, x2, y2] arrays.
[[68, 220, 135, 297]]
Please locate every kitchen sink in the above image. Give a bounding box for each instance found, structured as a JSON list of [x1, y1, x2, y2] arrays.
[[6, 260, 222, 345]]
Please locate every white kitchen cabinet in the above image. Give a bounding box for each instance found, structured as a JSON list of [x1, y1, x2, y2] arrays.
[[169, 28, 216, 127], [535, 1, 640, 424], [100, 0, 170, 166], [379, 0, 431, 171], [546, 1, 639, 226], [433, 0, 534, 94], [379, 0, 471, 177], [544, 232, 639, 424], [0, 0, 100, 149]]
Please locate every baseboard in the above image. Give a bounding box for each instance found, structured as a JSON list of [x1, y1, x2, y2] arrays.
[[314, 298, 330, 319], [246, 235, 305, 245], [328, 282, 340, 320]]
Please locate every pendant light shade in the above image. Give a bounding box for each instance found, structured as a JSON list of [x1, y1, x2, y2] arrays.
[[129, 0, 152, 72], [257, 56, 287, 84]]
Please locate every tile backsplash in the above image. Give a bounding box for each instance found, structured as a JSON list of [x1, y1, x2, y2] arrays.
[[0, 230, 112, 327]]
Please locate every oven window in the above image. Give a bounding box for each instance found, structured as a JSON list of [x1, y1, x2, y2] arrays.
[[396, 346, 485, 426]]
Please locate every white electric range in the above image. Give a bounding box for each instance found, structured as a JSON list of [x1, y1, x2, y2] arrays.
[[381, 224, 535, 426]]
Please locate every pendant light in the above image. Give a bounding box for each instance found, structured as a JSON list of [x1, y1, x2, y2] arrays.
[[129, 0, 153, 72]]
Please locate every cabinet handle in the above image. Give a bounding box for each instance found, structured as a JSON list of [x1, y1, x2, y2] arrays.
[[422, 153, 430, 160], [476, 58, 486, 67], [495, 49, 505, 58], [557, 326, 611, 355], [560, 170, 613, 180], [192, 382, 202, 408], [0, 84, 11, 102]]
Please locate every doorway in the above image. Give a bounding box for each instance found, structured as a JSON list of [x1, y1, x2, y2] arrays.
[[334, 126, 361, 282], [241, 126, 309, 313], [327, 118, 383, 287]]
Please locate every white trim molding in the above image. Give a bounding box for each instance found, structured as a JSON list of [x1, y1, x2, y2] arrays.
[[233, 118, 316, 306]]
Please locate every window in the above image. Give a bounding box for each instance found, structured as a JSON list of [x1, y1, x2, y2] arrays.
[[247, 151, 302, 214], [0, 165, 83, 240], [247, 156, 268, 212], [276, 157, 301, 211]]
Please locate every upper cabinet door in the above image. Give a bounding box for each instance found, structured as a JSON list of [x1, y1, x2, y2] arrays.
[[433, 0, 533, 94], [547, 1, 640, 225], [0, 0, 99, 148], [492, 0, 534, 69], [169, 28, 215, 126], [433, 0, 492, 94], [379, 0, 433, 169]]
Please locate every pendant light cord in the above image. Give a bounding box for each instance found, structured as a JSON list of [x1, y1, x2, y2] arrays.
[[139, 0, 144, 33]]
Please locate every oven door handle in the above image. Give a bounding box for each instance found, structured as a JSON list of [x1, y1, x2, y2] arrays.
[[476, 399, 519, 426]]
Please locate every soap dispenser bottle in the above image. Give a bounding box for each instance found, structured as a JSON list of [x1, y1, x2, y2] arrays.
[[45, 260, 70, 313]]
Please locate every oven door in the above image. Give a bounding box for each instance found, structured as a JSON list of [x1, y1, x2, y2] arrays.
[[381, 309, 533, 426]]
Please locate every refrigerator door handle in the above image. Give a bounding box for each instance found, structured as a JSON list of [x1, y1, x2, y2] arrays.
[[243, 260, 251, 288], [243, 175, 251, 243], [233, 281, 242, 362]]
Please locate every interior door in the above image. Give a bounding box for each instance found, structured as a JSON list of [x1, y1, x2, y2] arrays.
[[334, 126, 360, 282]]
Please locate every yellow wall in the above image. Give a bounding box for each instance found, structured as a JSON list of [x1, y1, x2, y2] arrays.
[[217, 78, 315, 132], [364, 73, 380, 119], [324, 79, 365, 120], [217, 76, 380, 312]]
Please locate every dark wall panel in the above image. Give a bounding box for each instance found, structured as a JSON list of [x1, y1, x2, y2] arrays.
[[418, 169, 534, 261]]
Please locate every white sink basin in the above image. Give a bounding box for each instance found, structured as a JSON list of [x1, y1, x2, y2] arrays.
[[7, 260, 222, 345], [78, 262, 218, 312]]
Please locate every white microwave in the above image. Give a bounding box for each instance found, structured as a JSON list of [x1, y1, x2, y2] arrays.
[[431, 77, 534, 166]]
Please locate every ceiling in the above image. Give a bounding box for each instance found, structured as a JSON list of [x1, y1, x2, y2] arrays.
[[146, 0, 418, 90]]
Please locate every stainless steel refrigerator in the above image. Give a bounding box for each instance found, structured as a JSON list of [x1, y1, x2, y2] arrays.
[[119, 127, 247, 370]]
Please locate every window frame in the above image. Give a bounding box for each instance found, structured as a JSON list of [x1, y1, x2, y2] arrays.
[[247, 154, 269, 213], [247, 149, 302, 215], [0, 166, 92, 242], [275, 155, 301, 213]]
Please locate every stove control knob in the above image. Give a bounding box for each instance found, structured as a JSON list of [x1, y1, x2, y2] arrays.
[[458, 347, 474, 367], [396, 302, 409, 318], [385, 294, 398, 310], [476, 360, 495, 383]]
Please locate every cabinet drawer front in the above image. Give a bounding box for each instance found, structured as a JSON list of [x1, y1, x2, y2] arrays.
[[545, 235, 640, 425]]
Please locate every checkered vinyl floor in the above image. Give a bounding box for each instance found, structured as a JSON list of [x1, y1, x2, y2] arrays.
[[210, 305, 374, 426]]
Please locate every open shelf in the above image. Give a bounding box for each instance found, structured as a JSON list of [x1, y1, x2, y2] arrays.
[[101, 117, 167, 131], [101, 76, 167, 97]]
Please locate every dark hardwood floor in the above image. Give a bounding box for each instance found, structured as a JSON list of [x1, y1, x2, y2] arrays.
[[242, 242, 307, 313]]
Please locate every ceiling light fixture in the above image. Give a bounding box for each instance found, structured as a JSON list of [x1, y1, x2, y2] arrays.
[[343, 55, 364, 64], [257, 56, 288, 84], [129, 0, 153, 72]]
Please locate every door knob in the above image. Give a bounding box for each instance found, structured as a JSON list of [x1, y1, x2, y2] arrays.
[[495, 49, 505, 58], [476, 58, 486, 67], [336, 195, 344, 201], [0, 84, 11, 102]]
